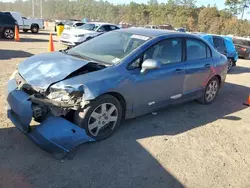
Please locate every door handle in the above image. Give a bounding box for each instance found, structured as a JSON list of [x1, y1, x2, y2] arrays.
[[175, 68, 183, 72], [204, 64, 211, 69]]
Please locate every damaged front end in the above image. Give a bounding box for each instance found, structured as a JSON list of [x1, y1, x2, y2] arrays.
[[6, 66, 99, 159]]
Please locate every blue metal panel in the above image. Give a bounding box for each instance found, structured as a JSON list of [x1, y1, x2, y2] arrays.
[[196, 34, 214, 46], [222, 36, 238, 62], [7, 80, 32, 132], [29, 116, 95, 159], [18, 52, 89, 90]]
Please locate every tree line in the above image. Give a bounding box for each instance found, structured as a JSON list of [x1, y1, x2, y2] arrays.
[[1, 0, 250, 36]]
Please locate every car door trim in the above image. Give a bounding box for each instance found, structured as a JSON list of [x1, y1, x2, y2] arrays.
[[170, 94, 182, 99]]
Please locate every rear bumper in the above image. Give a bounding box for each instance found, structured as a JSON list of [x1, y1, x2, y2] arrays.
[[6, 78, 95, 159]]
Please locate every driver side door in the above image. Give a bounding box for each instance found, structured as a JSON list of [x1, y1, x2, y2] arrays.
[[129, 38, 186, 116]]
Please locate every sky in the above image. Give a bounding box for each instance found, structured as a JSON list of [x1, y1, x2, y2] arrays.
[[0, 0, 249, 19]]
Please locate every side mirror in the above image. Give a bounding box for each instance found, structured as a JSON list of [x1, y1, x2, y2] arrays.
[[140, 59, 161, 75]]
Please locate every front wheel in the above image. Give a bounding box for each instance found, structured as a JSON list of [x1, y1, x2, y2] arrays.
[[198, 77, 220, 104], [74, 94, 123, 141]]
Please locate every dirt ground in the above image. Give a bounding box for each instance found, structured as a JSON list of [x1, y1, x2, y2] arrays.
[[0, 31, 250, 188]]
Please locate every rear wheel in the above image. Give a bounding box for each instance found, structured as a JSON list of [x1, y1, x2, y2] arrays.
[[244, 53, 250, 60], [198, 77, 220, 104], [227, 58, 233, 72], [74, 94, 123, 140], [23, 29, 29, 33], [3, 28, 14, 39], [31, 25, 39, 33]]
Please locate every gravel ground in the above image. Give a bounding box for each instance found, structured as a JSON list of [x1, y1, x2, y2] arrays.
[[0, 31, 250, 188]]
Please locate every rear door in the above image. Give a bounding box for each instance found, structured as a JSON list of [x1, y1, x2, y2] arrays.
[[183, 38, 213, 98]]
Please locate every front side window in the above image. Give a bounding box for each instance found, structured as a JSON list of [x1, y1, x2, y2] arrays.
[[68, 31, 150, 65], [186, 39, 207, 60], [143, 38, 182, 65]]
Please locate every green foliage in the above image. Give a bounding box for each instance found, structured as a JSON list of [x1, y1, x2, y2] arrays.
[[1, 0, 250, 36]]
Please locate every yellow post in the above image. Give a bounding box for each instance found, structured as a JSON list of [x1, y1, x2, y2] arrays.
[[56, 25, 64, 37]]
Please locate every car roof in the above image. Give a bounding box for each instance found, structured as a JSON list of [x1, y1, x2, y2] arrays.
[[119, 27, 187, 37], [87, 22, 116, 26]]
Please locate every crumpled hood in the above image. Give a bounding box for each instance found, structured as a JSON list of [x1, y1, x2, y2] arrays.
[[18, 52, 89, 90], [62, 28, 97, 35]]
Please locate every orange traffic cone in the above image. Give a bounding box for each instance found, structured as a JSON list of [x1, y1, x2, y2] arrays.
[[48, 33, 54, 52], [244, 95, 250, 106], [14, 25, 20, 42]]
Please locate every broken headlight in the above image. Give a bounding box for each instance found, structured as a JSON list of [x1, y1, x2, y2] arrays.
[[47, 86, 83, 105]]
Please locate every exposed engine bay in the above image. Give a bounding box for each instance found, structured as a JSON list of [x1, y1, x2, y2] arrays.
[[16, 62, 106, 121]]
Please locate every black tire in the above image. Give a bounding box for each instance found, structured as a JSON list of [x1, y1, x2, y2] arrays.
[[74, 94, 123, 141], [244, 53, 250, 60], [197, 77, 220, 105], [3, 28, 14, 39], [23, 29, 29, 33], [31, 25, 39, 33], [227, 58, 233, 72]]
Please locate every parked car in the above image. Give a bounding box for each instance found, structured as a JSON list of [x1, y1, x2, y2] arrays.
[[64, 21, 85, 30], [233, 37, 250, 60], [158, 24, 175, 30], [3, 11, 44, 33], [197, 34, 238, 72], [0, 12, 18, 39], [144, 25, 159, 29], [60, 22, 120, 46], [6, 28, 228, 156], [176, 28, 186, 32]]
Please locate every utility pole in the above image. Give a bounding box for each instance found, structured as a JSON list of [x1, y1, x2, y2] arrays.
[[32, 0, 35, 18], [241, 1, 249, 19], [40, 0, 43, 18]]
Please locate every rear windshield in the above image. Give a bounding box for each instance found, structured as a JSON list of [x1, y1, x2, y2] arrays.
[[233, 39, 250, 46]]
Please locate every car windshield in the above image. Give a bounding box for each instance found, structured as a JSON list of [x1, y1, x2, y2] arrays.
[[79, 23, 100, 31], [67, 31, 150, 64]]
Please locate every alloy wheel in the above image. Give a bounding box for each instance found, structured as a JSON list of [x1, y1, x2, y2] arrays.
[[87, 103, 118, 137], [4, 29, 14, 39], [205, 80, 219, 102]]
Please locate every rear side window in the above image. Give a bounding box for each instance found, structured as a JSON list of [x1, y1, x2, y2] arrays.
[[110, 25, 119, 30], [186, 39, 208, 60], [0, 14, 15, 24]]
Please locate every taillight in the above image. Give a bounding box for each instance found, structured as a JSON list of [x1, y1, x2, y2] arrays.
[[241, 47, 247, 51]]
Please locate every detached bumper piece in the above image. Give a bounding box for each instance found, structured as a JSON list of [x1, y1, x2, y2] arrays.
[[7, 79, 95, 159]]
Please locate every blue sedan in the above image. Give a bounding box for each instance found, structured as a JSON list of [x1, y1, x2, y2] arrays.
[[6, 28, 228, 157]]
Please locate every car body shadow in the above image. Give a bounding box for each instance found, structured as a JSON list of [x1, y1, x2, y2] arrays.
[[0, 49, 33, 60], [0, 38, 49, 43], [229, 65, 250, 74], [0, 125, 184, 188], [118, 82, 248, 136], [20, 31, 54, 36]]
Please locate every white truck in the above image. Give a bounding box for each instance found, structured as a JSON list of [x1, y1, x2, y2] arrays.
[[5, 12, 44, 33]]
